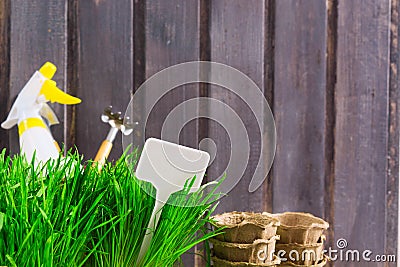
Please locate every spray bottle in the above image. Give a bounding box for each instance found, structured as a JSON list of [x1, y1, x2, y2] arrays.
[[1, 62, 81, 163]]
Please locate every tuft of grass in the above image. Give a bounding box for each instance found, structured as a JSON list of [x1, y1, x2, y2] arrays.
[[90, 154, 223, 267], [88, 153, 156, 267], [138, 178, 222, 267], [0, 149, 113, 267], [0, 149, 222, 267]]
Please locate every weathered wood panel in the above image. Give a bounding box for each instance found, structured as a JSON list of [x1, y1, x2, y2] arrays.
[[141, 1, 201, 265], [0, 0, 10, 151], [263, 0, 275, 214], [133, 0, 146, 92], [195, 1, 211, 265], [325, 0, 337, 261], [143, 0, 201, 147], [272, 0, 328, 218], [387, 0, 400, 264], [8, 0, 68, 153], [75, 0, 133, 161], [209, 0, 266, 213], [334, 1, 391, 266], [66, 0, 79, 150]]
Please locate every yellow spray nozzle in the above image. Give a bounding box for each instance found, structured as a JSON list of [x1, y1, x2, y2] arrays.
[[39, 62, 57, 79], [40, 80, 81, 104]]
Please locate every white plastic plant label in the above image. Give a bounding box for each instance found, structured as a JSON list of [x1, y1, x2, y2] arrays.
[[135, 138, 210, 262], [135, 137, 210, 203]]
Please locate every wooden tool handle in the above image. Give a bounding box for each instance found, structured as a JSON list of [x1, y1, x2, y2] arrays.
[[53, 140, 61, 152], [93, 140, 113, 168]]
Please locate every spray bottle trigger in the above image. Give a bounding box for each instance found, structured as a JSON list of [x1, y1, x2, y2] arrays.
[[40, 80, 81, 104]]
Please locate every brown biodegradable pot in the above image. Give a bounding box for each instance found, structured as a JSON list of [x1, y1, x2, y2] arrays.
[[211, 236, 280, 264], [270, 212, 329, 244], [275, 236, 325, 265], [212, 212, 280, 243], [212, 255, 281, 267], [278, 255, 329, 267]]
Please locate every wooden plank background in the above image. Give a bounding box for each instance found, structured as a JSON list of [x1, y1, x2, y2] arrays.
[[0, 0, 399, 266], [0, 0, 10, 151], [73, 0, 133, 161], [273, 0, 327, 217], [333, 1, 393, 267]]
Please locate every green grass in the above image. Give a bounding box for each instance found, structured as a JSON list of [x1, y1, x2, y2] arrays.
[[137, 177, 221, 267], [0, 149, 221, 267]]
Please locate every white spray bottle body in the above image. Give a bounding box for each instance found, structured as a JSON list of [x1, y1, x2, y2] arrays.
[[17, 109, 59, 163], [13, 70, 59, 162], [2, 62, 81, 164]]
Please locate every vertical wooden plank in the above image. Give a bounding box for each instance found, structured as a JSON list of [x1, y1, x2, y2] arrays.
[[198, 0, 210, 145], [133, 0, 146, 92], [387, 0, 400, 264], [388, 0, 399, 265], [334, 1, 390, 266], [263, 0, 275, 213], [195, 0, 210, 266], [143, 0, 201, 147], [325, 0, 338, 262], [209, 0, 266, 213], [9, 0, 68, 154], [0, 0, 10, 151], [142, 1, 201, 265], [75, 0, 133, 161], [66, 0, 79, 150], [272, 0, 328, 218]]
